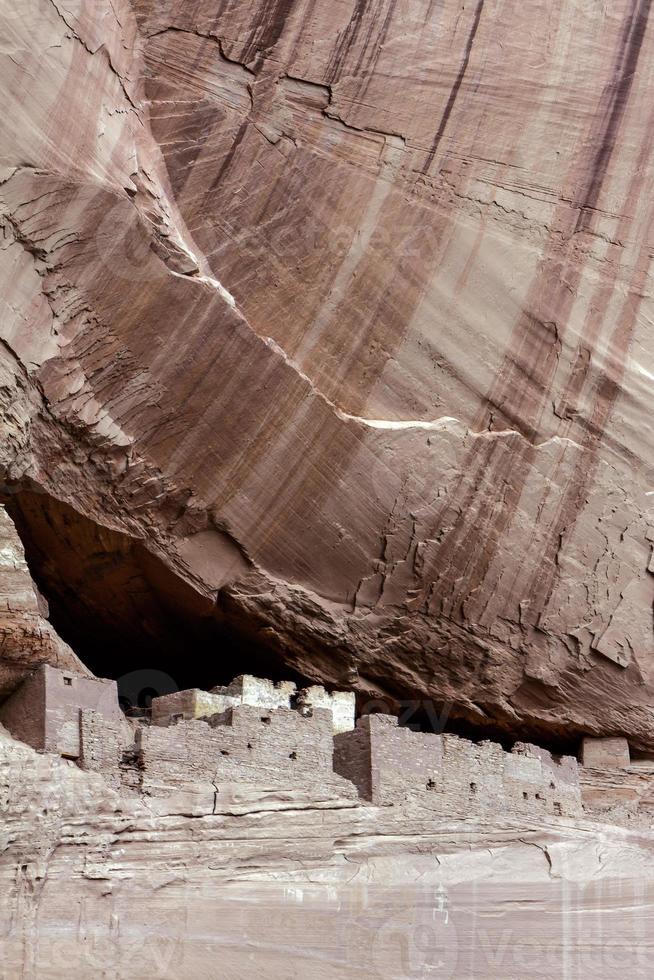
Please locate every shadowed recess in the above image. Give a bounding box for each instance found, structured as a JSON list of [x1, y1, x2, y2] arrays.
[[2, 490, 311, 707], [0, 490, 621, 757]]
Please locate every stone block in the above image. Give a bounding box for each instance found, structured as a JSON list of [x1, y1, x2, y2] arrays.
[[78, 708, 125, 789], [211, 675, 297, 710], [139, 703, 356, 799], [334, 716, 583, 818], [297, 685, 356, 733], [335, 714, 442, 804], [581, 737, 630, 769], [0, 664, 120, 758], [151, 688, 239, 726]]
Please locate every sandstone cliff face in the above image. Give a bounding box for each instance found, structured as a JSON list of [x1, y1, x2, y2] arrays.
[[1, 727, 653, 979], [1, 0, 654, 747], [0, 505, 85, 699]]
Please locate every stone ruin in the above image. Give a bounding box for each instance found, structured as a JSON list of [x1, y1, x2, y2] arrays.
[[151, 674, 356, 734], [334, 714, 582, 818], [0, 663, 123, 759], [1, 664, 653, 825]]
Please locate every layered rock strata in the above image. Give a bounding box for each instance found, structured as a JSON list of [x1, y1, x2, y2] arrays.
[[2, 724, 654, 979], [2, 3, 654, 743]]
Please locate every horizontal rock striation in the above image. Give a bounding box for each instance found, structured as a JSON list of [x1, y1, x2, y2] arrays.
[[2, 724, 654, 978]]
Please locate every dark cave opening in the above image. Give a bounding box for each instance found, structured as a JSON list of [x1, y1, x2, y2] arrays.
[[359, 694, 585, 758], [3, 489, 313, 712], [4, 488, 587, 756]]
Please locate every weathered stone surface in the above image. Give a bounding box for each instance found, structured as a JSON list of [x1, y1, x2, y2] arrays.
[[0, 663, 121, 757], [581, 736, 632, 769], [138, 702, 357, 798], [0, 505, 85, 698], [335, 713, 582, 818], [1, 726, 654, 978], [2, 0, 654, 748], [153, 674, 356, 732], [580, 762, 654, 828], [4, 1, 654, 971]]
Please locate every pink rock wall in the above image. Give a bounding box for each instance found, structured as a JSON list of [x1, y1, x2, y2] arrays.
[[1, 0, 654, 750]]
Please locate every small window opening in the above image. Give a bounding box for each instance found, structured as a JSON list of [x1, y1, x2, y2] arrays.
[[289, 751, 297, 760], [220, 749, 230, 756], [426, 778, 436, 790], [470, 782, 477, 793], [63, 677, 72, 686], [261, 716, 271, 725], [523, 792, 529, 800]]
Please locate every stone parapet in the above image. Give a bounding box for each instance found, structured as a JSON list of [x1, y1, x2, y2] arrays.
[[335, 714, 583, 818], [137, 703, 356, 799]]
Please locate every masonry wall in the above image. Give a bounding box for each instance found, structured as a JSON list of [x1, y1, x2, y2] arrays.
[[41, 666, 121, 757], [153, 677, 356, 734], [333, 719, 372, 799], [150, 688, 239, 726], [0, 666, 45, 751], [211, 675, 297, 710], [423, 734, 581, 818], [79, 708, 125, 790], [151, 676, 300, 727], [2, 666, 588, 820], [297, 686, 355, 733], [335, 715, 583, 818], [335, 714, 443, 805], [0, 665, 121, 758], [138, 704, 357, 798]]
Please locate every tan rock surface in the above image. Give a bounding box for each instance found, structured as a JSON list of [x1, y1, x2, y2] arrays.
[[2, 1, 654, 742], [1, 728, 653, 978], [0, 733, 654, 980], [0, 505, 86, 698], [3, 3, 654, 970]]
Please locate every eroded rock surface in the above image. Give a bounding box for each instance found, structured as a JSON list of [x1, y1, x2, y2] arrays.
[[2, 0, 654, 748], [1, 727, 654, 979], [0, 505, 85, 698]]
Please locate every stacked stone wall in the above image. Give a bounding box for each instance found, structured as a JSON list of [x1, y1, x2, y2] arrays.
[[296, 686, 355, 733], [150, 688, 238, 726], [154, 676, 355, 734], [1, 669, 603, 822], [333, 720, 372, 799], [79, 708, 125, 790], [0, 664, 120, 758], [211, 675, 297, 710], [335, 715, 583, 818], [138, 704, 356, 798]]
